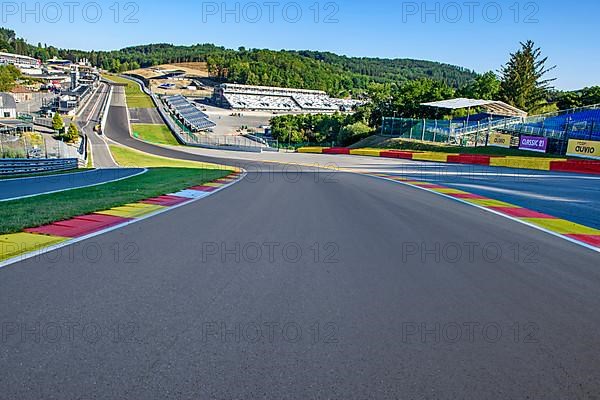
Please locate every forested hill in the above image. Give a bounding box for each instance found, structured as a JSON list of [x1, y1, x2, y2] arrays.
[[90, 45, 477, 95], [294, 50, 476, 87], [0, 27, 477, 96]]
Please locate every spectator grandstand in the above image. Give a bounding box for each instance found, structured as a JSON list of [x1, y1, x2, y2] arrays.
[[382, 103, 600, 154], [213, 83, 362, 113], [510, 106, 600, 140], [163, 95, 216, 132]]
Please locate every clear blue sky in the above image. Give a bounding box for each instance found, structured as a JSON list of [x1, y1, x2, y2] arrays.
[[3, 0, 599, 89]]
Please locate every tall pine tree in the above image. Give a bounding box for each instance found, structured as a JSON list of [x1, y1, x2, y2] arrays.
[[499, 41, 556, 114]]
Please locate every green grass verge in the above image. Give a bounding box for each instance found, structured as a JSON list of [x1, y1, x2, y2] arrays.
[[132, 124, 180, 146], [109, 145, 234, 170], [0, 145, 237, 234], [102, 74, 155, 108], [0, 167, 230, 234], [354, 136, 563, 158]]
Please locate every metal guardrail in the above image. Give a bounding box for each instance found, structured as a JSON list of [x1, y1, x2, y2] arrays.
[[0, 158, 78, 176]]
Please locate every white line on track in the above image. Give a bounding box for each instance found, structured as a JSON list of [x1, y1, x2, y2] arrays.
[[0, 169, 148, 202]]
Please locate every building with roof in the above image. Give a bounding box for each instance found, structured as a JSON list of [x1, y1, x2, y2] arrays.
[[0, 118, 33, 133], [163, 95, 216, 132], [421, 98, 527, 118], [0, 51, 40, 68], [0, 93, 17, 119], [10, 86, 34, 102], [213, 83, 363, 113]]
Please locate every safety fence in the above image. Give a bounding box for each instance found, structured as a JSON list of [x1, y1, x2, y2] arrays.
[[0, 132, 82, 160], [381, 116, 523, 146], [381, 104, 600, 154]]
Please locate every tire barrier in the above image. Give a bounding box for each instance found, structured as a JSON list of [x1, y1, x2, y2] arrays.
[[446, 154, 494, 165], [489, 157, 565, 171], [323, 148, 351, 155], [298, 147, 327, 154], [380, 150, 415, 159], [349, 149, 383, 157], [549, 160, 600, 175], [297, 147, 600, 175], [412, 152, 452, 163]]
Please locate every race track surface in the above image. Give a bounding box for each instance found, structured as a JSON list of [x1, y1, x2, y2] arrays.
[[1, 97, 598, 399], [0, 168, 144, 201], [78, 83, 118, 168]]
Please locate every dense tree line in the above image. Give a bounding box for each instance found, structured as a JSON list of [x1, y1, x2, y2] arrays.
[[551, 87, 600, 111], [296, 51, 476, 88], [81, 46, 477, 96], [0, 64, 21, 91], [270, 113, 369, 145]]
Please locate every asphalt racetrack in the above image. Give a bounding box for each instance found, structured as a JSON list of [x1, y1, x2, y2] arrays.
[[78, 82, 118, 168], [0, 98, 599, 398], [0, 168, 144, 201], [154, 143, 600, 230]]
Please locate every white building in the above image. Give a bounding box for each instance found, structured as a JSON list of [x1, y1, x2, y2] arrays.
[[0, 93, 18, 119], [0, 51, 40, 67], [0, 51, 42, 75]]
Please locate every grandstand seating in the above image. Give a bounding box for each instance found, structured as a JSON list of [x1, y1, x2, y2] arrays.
[[512, 107, 600, 140], [214, 83, 362, 113], [452, 113, 509, 125], [163, 95, 215, 132]]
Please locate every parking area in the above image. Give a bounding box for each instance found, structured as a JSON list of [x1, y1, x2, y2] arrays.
[[201, 103, 273, 136]]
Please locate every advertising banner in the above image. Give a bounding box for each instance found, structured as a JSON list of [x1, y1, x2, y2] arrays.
[[519, 136, 548, 153], [567, 139, 600, 160], [488, 133, 512, 148]]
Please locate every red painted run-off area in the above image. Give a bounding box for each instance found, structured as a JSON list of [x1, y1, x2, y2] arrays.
[[488, 207, 557, 219], [141, 195, 190, 207], [25, 214, 132, 238], [566, 234, 600, 247]]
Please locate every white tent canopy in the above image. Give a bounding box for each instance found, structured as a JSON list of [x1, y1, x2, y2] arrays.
[[421, 98, 527, 117]]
